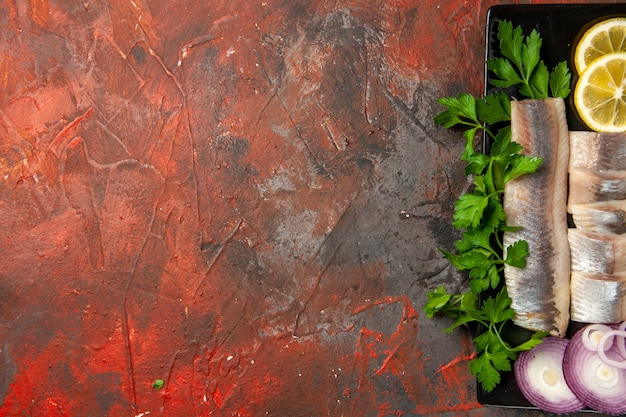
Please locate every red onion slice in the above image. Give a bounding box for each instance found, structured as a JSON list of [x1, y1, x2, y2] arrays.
[[564, 324, 626, 415], [581, 324, 612, 351], [514, 337, 584, 414], [598, 330, 626, 369]]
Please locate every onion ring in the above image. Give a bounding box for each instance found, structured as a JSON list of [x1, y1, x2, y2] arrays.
[[598, 330, 626, 369], [581, 323, 612, 352]]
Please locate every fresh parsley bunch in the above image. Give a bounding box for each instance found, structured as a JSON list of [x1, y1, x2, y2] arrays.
[[425, 20, 571, 393], [425, 286, 547, 393], [488, 20, 571, 100]]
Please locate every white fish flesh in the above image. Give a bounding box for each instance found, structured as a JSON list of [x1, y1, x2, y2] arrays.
[[503, 98, 570, 337], [570, 270, 626, 323], [569, 131, 626, 171], [568, 228, 626, 274], [568, 167, 626, 210], [570, 200, 626, 234]]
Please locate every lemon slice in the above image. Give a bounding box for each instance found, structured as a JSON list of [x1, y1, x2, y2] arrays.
[[574, 52, 626, 132], [574, 17, 626, 75]]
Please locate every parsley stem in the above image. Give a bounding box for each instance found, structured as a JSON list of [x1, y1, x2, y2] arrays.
[[484, 127, 498, 140], [492, 324, 514, 354], [493, 225, 504, 252]]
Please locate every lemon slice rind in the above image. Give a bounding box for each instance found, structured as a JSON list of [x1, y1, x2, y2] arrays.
[[574, 17, 626, 75], [574, 52, 626, 133]]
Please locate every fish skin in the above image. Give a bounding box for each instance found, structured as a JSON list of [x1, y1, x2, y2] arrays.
[[568, 228, 626, 274], [569, 131, 626, 171], [570, 270, 626, 323], [570, 200, 626, 234], [567, 133, 626, 325], [503, 98, 570, 338], [567, 167, 626, 210]]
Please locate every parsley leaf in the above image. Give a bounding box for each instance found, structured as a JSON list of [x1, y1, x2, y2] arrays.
[[549, 61, 572, 98], [453, 193, 489, 230], [423, 286, 453, 318], [469, 353, 502, 393], [482, 289, 513, 323], [505, 155, 543, 182], [426, 19, 567, 393], [504, 240, 529, 268], [434, 92, 509, 154], [476, 92, 511, 125]]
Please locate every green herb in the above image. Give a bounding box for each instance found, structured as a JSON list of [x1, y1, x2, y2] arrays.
[[151, 379, 164, 390], [487, 20, 571, 99], [433, 91, 542, 294], [425, 286, 547, 392], [426, 20, 571, 392]]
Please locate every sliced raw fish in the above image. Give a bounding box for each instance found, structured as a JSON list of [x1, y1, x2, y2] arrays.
[[570, 200, 626, 234], [569, 131, 626, 171], [503, 98, 570, 337], [568, 228, 626, 274], [568, 166, 626, 210], [570, 270, 626, 323]]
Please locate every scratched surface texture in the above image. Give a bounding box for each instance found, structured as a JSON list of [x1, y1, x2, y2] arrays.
[[0, 0, 618, 416]]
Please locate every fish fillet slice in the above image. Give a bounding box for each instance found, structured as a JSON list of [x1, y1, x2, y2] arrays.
[[568, 228, 626, 274], [570, 270, 626, 323], [568, 166, 626, 210], [503, 98, 570, 337], [570, 200, 626, 234], [569, 131, 626, 171]]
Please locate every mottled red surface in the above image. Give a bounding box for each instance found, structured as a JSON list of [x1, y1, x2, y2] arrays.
[[0, 1, 617, 416]]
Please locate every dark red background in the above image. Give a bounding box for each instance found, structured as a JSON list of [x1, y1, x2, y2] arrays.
[[0, 1, 617, 416]]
